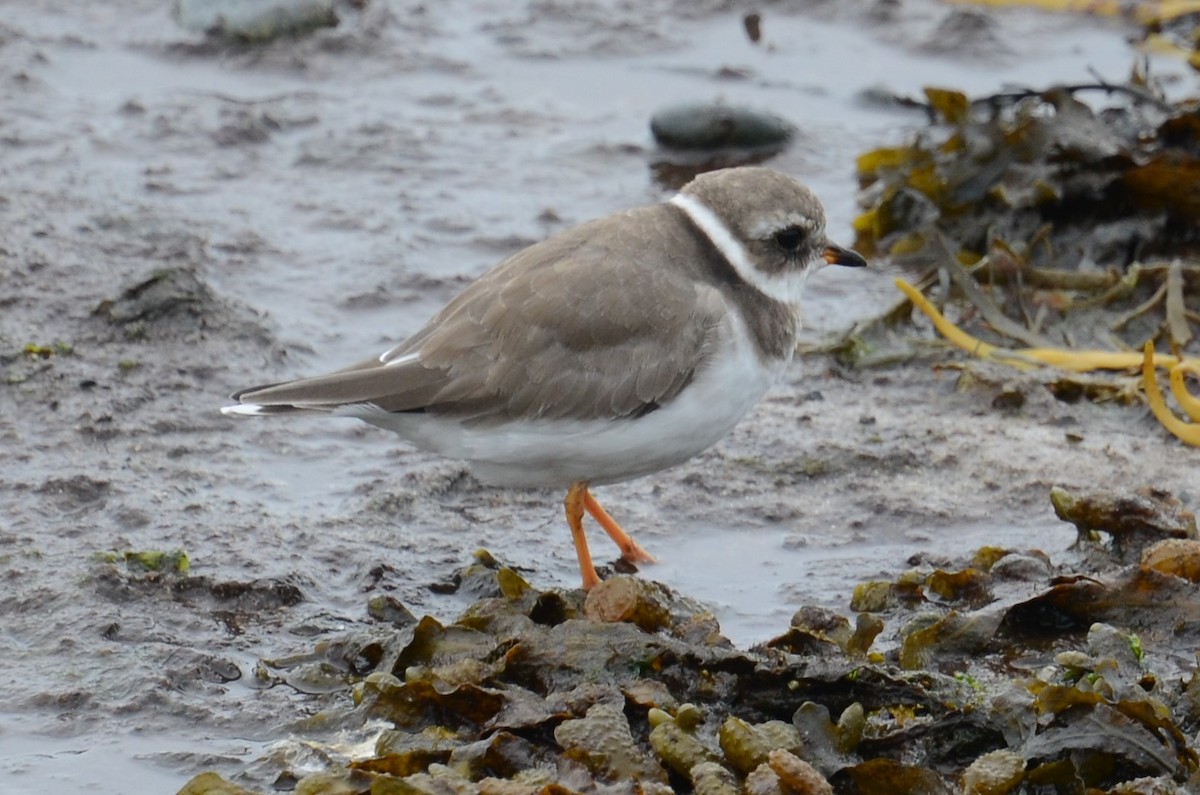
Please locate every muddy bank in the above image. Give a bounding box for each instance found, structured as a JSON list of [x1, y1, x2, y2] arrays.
[[1, 1, 1198, 793]]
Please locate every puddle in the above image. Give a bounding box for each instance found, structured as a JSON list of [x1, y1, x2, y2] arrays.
[[0, 713, 264, 795], [615, 518, 1076, 647]]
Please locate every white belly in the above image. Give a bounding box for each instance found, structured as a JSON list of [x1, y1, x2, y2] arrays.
[[343, 313, 790, 489]]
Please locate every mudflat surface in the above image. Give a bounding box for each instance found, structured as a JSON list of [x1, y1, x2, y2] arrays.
[[1, 1, 1196, 792]]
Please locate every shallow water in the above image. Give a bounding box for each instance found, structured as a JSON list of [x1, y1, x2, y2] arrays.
[[646, 517, 1077, 646], [1, 1, 1195, 793]]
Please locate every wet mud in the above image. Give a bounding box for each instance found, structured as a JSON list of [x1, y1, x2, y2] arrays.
[[1, 1, 1198, 792]]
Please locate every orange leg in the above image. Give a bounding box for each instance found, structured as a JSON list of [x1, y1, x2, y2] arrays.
[[565, 482, 602, 590], [583, 490, 657, 564]]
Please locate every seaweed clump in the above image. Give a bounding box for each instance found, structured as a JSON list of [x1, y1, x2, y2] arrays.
[[175, 491, 1200, 794], [848, 74, 1200, 448], [853, 77, 1200, 358], [855, 76, 1200, 270]]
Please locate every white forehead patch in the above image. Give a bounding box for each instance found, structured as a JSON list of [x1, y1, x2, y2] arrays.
[[670, 192, 818, 306]]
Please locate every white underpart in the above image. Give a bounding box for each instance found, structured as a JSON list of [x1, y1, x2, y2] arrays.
[[670, 192, 816, 306], [221, 404, 271, 416], [339, 308, 790, 489]]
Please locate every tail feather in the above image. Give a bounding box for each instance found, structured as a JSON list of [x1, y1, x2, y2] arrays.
[[224, 361, 446, 414], [230, 381, 287, 402]]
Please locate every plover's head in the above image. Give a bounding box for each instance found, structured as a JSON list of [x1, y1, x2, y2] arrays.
[[670, 167, 866, 305]]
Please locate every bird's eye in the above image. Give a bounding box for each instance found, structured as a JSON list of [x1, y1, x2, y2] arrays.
[[773, 227, 804, 252]]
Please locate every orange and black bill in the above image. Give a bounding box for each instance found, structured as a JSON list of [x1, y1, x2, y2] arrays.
[[823, 243, 868, 268]]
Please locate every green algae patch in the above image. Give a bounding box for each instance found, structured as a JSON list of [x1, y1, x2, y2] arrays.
[[22, 341, 74, 359], [94, 548, 190, 574]]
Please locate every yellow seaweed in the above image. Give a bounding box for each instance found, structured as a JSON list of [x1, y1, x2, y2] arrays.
[[1169, 360, 1200, 421], [856, 146, 919, 175], [925, 87, 971, 126], [1144, 343, 1200, 446], [895, 278, 1180, 372], [944, 0, 1200, 23], [898, 277, 1200, 447], [895, 278, 1001, 360], [944, 0, 1122, 15]]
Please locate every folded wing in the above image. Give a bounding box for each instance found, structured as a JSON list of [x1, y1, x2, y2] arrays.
[[225, 213, 726, 425]]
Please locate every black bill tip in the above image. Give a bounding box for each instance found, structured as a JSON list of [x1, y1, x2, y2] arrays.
[[822, 242, 868, 268]]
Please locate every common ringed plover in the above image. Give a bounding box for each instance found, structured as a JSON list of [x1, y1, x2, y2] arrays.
[[223, 166, 867, 589]]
